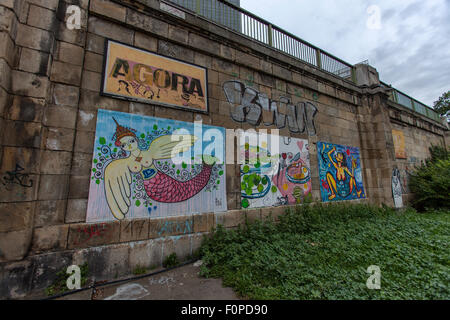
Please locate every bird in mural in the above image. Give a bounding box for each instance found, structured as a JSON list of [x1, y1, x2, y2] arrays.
[[104, 118, 213, 220]]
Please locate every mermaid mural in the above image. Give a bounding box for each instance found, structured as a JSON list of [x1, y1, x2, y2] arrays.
[[86, 109, 227, 222]]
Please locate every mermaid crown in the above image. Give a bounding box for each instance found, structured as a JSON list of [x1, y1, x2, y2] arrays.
[[112, 117, 137, 144]]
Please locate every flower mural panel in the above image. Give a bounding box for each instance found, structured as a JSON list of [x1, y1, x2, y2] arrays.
[[317, 142, 366, 202], [86, 109, 227, 222]]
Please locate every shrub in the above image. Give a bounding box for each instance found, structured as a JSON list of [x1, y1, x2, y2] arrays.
[[163, 253, 179, 268], [409, 145, 450, 211]]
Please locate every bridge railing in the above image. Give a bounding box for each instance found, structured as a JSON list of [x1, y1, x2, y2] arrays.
[[165, 0, 442, 125], [381, 82, 442, 123], [166, 0, 354, 82]]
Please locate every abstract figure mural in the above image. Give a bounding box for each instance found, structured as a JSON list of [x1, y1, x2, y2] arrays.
[[240, 133, 312, 209], [317, 142, 366, 202], [87, 109, 227, 222]]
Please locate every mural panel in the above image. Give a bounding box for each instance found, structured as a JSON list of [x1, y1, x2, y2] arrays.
[[240, 133, 312, 209], [317, 142, 366, 202], [87, 109, 226, 222], [101, 40, 208, 113], [392, 129, 407, 159]]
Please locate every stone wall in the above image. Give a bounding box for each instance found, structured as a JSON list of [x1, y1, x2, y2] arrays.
[[0, 0, 447, 298]]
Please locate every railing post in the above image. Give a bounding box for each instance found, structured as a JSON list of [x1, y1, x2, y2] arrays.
[[316, 48, 322, 69], [268, 23, 273, 47], [351, 67, 356, 84], [196, 0, 201, 14]]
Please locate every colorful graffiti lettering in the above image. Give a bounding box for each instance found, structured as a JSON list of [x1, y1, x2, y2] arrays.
[[157, 220, 193, 237], [317, 142, 366, 202], [86, 109, 227, 222], [73, 223, 109, 246], [223, 81, 318, 136], [240, 133, 312, 209]]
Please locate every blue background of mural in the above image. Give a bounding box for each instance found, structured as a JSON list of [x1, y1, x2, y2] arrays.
[[317, 142, 366, 202]]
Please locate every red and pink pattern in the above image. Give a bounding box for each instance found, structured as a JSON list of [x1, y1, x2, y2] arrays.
[[143, 164, 213, 203]]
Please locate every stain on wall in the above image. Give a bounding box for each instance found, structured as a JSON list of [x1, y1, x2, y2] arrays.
[[86, 109, 227, 222], [317, 142, 366, 202]]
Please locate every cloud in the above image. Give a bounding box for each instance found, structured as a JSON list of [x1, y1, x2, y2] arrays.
[[240, 0, 450, 106]]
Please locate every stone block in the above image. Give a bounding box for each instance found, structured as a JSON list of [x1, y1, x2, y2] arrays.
[[86, 32, 105, 54], [11, 70, 50, 98], [77, 109, 97, 132], [31, 224, 69, 253], [70, 152, 93, 176], [50, 61, 82, 86], [84, 51, 103, 73], [190, 233, 205, 256], [126, 10, 167, 38], [56, 41, 85, 66], [0, 32, 16, 69], [120, 218, 150, 243], [34, 200, 66, 227], [189, 33, 220, 56], [245, 208, 261, 224], [0, 201, 34, 233], [27, 4, 56, 30], [68, 220, 121, 249], [43, 127, 75, 151], [16, 23, 53, 52], [134, 31, 158, 52], [65, 199, 87, 223], [0, 229, 32, 262], [2, 120, 42, 148], [129, 239, 162, 270], [18, 47, 51, 76], [40, 150, 72, 174], [0, 260, 34, 299], [158, 40, 194, 63], [43, 104, 78, 129], [74, 130, 95, 153], [89, 0, 126, 22], [67, 175, 90, 199], [26, 0, 59, 10], [81, 70, 101, 92], [78, 88, 129, 113], [149, 216, 194, 239], [38, 174, 70, 200], [29, 251, 73, 292], [52, 83, 80, 107], [88, 16, 134, 44]]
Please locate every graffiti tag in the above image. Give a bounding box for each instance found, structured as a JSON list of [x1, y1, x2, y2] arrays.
[[73, 223, 109, 246], [223, 81, 318, 136], [1, 164, 33, 190]]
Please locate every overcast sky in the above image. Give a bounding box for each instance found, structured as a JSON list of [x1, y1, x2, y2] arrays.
[[240, 0, 450, 106]]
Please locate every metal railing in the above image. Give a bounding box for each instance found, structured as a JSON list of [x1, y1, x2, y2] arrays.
[[166, 0, 442, 125], [382, 82, 442, 123], [167, 0, 354, 81]]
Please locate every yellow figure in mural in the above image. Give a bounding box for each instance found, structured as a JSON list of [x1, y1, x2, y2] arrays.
[[326, 146, 362, 200], [104, 118, 213, 220]]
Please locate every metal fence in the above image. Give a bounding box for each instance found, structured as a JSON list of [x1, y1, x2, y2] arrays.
[[166, 0, 442, 124], [167, 0, 354, 81]]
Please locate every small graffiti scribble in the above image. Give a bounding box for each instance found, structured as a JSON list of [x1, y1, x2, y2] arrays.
[[1, 164, 33, 190]]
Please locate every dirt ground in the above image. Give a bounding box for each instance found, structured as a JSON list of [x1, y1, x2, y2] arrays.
[[56, 261, 239, 300]]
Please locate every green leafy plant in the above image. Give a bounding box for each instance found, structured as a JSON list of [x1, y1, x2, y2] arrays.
[[132, 265, 148, 276], [199, 203, 449, 300], [409, 145, 450, 211], [163, 253, 180, 269], [45, 263, 89, 296]]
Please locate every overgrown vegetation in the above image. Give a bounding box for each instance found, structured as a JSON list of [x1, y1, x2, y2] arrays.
[[163, 253, 180, 269], [199, 204, 449, 300], [45, 263, 89, 296], [409, 145, 450, 211], [132, 265, 148, 276]]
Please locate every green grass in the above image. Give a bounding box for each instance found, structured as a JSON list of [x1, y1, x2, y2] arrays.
[[199, 204, 450, 300]]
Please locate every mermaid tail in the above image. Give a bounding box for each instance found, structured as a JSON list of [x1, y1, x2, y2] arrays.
[[143, 163, 213, 203]]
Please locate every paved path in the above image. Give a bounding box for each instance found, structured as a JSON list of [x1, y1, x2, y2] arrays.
[[58, 262, 239, 300]]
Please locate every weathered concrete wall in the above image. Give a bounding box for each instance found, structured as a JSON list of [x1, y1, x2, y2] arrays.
[[0, 0, 447, 298]]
